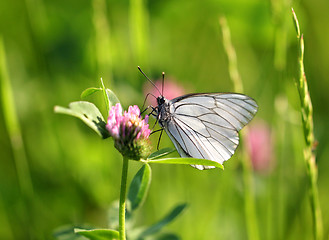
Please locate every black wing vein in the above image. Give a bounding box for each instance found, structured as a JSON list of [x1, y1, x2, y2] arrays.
[[160, 93, 258, 169], [173, 117, 230, 161], [173, 118, 208, 159]]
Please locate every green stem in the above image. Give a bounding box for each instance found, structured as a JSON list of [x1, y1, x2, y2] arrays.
[[119, 157, 129, 240]]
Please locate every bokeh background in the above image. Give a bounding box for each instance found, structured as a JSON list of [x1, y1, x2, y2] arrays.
[[1, 0, 329, 239]]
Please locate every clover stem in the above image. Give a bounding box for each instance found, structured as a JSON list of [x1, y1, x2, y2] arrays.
[[119, 156, 129, 240]]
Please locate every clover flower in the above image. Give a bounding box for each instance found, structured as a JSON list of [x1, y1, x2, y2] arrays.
[[107, 103, 151, 160]]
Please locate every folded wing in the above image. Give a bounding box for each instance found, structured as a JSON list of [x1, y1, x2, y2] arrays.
[[166, 93, 258, 170]]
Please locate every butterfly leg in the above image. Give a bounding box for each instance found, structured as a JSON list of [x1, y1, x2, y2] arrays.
[[157, 129, 164, 150], [140, 92, 158, 116], [149, 128, 164, 150]]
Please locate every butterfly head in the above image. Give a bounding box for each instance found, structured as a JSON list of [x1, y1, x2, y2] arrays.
[[157, 95, 166, 106]]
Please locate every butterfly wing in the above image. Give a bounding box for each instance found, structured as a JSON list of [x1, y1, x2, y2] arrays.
[[162, 93, 258, 170]]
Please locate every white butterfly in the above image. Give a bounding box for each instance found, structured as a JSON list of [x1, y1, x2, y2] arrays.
[[140, 68, 258, 170]]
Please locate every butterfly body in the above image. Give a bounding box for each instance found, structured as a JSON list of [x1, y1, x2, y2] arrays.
[[156, 96, 171, 127], [155, 93, 258, 170]]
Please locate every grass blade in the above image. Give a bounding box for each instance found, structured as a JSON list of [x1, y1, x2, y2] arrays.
[[129, 0, 149, 65], [219, 16, 259, 240]]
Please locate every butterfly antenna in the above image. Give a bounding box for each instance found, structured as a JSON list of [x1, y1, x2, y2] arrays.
[[161, 71, 165, 96], [138, 66, 162, 96]]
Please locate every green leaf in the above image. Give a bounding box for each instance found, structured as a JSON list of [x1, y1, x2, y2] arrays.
[[128, 164, 152, 211], [81, 87, 102, 99], [147, 148, 176, 160], [54, 101, 110, 139], [100, 78, 110, 114], [74, 228, 119, 240], [106, 88, 120, 108], [80, 85, 120, 110], [137, 204, 187, 239], [144, 157, 223, 169], [100, 78, 120, 113], [155, 233, 181, 240], [53, 226, 87, 240]]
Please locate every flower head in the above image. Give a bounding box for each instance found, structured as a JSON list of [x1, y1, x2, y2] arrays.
[[107, 103, 151, 160]]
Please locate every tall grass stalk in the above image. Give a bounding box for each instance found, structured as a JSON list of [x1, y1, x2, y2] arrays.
[[219, 17, 259, 240], [219, 17, 243, 94], [292, 9, 323, 240], [271, 0, 291, 70], [0, 37, 44, 238], [92, 0, 113, 84], [0, 37, 34, 199], [129, 0, 149, 66], [0, 196, 14, 238]]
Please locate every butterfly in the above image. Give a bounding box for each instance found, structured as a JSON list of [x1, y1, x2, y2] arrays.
[[139, 67, 258, 170]]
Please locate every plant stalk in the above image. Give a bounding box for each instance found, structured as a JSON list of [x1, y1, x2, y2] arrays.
[[129, 0, 149, 66], [0, 38, 34, 199], [292, 8, 323, 240], [92, 0, 113, 84], [119, 157, 129, 240], [219, 16, 260, 240]]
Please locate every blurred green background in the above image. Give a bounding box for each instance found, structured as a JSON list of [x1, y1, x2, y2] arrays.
[[1, 0, 329, 239]]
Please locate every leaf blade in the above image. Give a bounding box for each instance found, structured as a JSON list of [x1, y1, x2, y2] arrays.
[[54, 101, 110, 139], [128, 164, 152, 211], [81, 87, 102, 99], [145, 157, 223, 169], [106, 88, 120, 108], [147, 148, 176, 160], [100, 78, 110, 114], [74, 228, 119, 240], [137, 204, 187, 238]]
